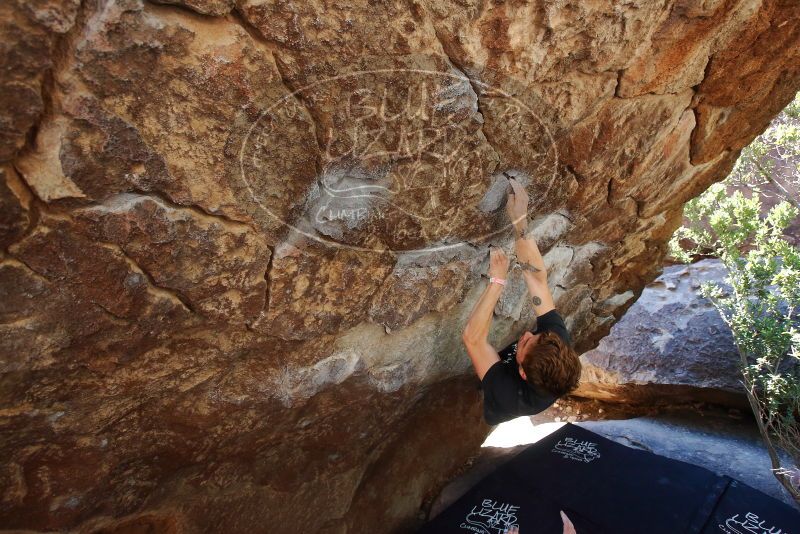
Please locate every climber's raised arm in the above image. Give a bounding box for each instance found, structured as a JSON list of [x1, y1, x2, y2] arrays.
[[461, 247, 508, 380], [506, 177, 555, 316], [463, 179, 580, 428]]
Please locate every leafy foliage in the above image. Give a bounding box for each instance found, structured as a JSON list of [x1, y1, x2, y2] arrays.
[[669, 93, 800, 502], [728, 92, 800, 211]]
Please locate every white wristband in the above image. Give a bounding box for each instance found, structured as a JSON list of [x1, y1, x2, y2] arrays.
[[490, 277, 506, 286]]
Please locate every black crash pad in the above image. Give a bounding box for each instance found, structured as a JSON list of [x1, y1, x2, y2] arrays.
[[703, 478, 799, 534], [419, 424, 799, 534]]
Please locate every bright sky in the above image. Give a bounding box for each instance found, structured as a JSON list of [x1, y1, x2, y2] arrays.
[[482, 418, 567, 448]]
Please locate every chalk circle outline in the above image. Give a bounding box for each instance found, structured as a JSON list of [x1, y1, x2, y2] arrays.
[[238, 66, 558, 254]]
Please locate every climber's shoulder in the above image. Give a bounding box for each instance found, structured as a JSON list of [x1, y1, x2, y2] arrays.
[[531, 308, 572, 346], [481, 359, 556, 425]]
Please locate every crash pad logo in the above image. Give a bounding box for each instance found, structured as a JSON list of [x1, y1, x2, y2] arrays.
[[552, 437, 601, 463], [718, 512, 788, 534], [237, 55, 558, 253], [460, 498, 520, 534]]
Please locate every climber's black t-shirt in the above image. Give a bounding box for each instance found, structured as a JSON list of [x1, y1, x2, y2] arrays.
[[481, 309, 572, 425]]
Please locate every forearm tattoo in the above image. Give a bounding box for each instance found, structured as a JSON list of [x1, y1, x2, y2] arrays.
[[532, 296, 542, 306], [517, 261, 541, 273]]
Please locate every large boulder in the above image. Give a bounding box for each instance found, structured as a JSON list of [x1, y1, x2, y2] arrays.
[[1, 0, 799, 531], [576, 259, 748, 407]]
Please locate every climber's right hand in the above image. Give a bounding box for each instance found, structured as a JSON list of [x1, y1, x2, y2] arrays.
[[488, 247, 509, 280]]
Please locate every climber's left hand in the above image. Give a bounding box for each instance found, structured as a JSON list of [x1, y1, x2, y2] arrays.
[[505, 177, 529, 235]]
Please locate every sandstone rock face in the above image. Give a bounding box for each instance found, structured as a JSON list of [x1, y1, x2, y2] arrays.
[[1, 0, 799, 532], [575, 259, 748, 407]]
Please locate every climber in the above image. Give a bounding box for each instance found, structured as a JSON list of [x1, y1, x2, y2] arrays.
[[461, 177, 581, 425]]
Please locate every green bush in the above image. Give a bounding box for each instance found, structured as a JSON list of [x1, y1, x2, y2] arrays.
[[669, 94, 800, 503]]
